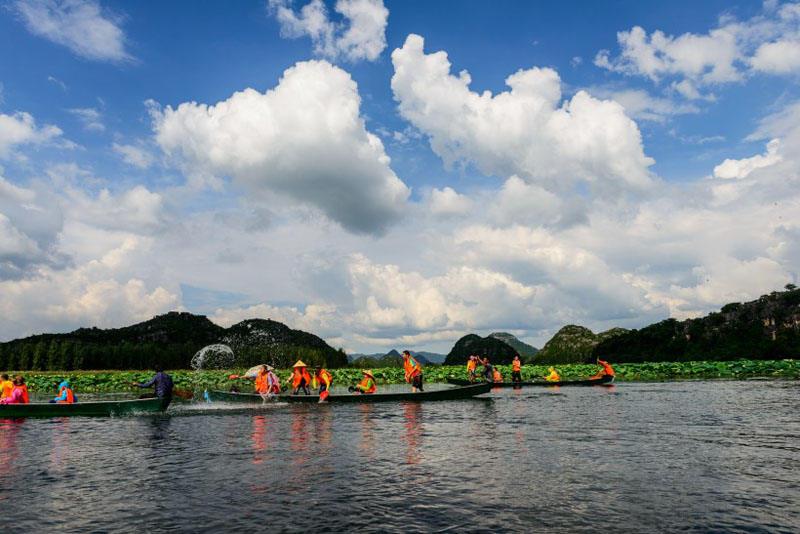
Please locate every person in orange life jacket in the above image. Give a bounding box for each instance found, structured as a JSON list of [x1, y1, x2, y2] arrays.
[[402, 350, 424, 392], [0, 378, 24, 404], [511, 355, 522, 382], [493, 367, 503, 382], [481, 357, 495, 383], [592, 359, 615, 380], [0, 374, 12, 399], [315, 367, 333, 401], [288, 360, 312, 395], [467, 356, 478, 384], [49, 380, 76, 404], [353, 370, 376, 394]]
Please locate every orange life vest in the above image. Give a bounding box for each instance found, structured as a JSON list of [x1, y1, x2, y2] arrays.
[[512, 360, 521, 372], [545, 369, 560, 382], [597, 360, 615, 377], [467, 360, 476, 372], [317, 369, 332, 388], [493, 369, 503, 382], [255, 372, 269, 394], [0, 380, 12, 398], [359, 376, 376, 394], [404, 356, 421, 379], [292, 367, 311, 388], [57, 386, 75, 404], [15, 384, 29, 404]]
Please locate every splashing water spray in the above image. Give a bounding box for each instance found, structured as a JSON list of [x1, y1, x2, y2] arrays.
[[191, 344, 235, 403]]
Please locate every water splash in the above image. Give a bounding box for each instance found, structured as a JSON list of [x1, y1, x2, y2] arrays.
[[191, 344, 235, 371]]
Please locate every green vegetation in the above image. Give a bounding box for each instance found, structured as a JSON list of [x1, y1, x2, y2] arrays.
[[594, 287, 800, 363], [13, 359, 800, 394], [535, 325, 628, 364]]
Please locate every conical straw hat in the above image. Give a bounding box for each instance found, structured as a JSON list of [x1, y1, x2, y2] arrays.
[[293, 360, 307, 368], [362, 369, 374, 379]]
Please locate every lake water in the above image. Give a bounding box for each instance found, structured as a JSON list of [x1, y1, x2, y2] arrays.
[[1, 380, 798, 533]]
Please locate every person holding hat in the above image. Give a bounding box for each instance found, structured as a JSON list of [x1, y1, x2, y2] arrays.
[[353, 370, 376, 394], [288, 360, 312, 395], [256, 365, 281, 398]]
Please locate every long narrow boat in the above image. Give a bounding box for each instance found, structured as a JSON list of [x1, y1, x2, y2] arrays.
[[446, 374, 614, 388], [0, 397, 169, 418], [206, 383, 493, 404]]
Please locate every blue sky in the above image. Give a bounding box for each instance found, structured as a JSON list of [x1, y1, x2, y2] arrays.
[[1, 0, 799, 353]]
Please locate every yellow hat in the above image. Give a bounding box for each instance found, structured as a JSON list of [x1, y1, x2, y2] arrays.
[[293, 360, 307, 368], [362, 369, 374, 379]]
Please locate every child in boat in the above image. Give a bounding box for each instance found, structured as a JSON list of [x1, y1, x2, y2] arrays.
[[14, 376, 28, 403], [0, 374, 12, 399], [353, 370, 376, 394], [0, 378, 24, 404], [49, 380, 76, 404], [493, 367, 503, 382], [467, 356, 477, 383]]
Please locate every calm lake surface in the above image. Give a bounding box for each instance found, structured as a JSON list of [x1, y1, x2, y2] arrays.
[[1, 380, 798, 533]]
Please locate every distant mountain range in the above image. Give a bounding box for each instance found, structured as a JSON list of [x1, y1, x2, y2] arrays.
[[2, 287, 798, 371], [347, 349, 446, 366]]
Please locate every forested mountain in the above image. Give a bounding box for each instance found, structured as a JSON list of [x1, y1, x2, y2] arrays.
[[0, 311, 348, 371], [444, 334, 520, 365], [593, 287, 800, 363], [534, 325, 628, 364], [488, 332, 538, 359]]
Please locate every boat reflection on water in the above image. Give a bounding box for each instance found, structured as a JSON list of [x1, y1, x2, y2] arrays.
[[48, 417, 71, 471], [0, 418, 24, 504], [251, 415, 269, 465], [358, 404, 376, 461], [402, 402, 422, 466]]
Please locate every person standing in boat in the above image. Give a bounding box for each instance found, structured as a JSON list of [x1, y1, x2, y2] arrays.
[[288, 360, 312, 395], [592, 359, 615, 380], [353, 369, 376, 394], [511, 355, 522, 383], [403, 350, 424, 392], [132, 364, 174, 408], [467, 355, 477, 384], [315, 367, 333, 401], [49, 380, 76, 404]]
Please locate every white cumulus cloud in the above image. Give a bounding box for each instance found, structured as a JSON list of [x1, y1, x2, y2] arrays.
[[13, 0, 132, 62], [0, 111, 63, 159], [269, 0, 388, 62], [112, 142, 154, 168], [391, 34, 655, 196], [150, 59, 410, 235]]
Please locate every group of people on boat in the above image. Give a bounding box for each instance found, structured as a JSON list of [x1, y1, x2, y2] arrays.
[[233, 350, 425, 402], [0, 374, 29, 404], [465, 355, 614, 384]]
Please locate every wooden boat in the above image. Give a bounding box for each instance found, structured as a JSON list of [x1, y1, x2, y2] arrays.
[[446, 374, 615, 387], [0, 397, 169, 418], [206, 383, 493, 404]]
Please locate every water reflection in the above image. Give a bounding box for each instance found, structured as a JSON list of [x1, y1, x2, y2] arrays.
[[359, 404, 376, 461], [48, 418, 71, 471], [0, 418, 24, 503], [402, 402, 422, 466]]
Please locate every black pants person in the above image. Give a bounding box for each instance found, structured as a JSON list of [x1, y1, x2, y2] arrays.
[[294, 377, 310, 395], [512, 371, 522, 382]]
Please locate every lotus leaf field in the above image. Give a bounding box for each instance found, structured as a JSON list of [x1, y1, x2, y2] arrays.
[[7, 358, 800, 394]]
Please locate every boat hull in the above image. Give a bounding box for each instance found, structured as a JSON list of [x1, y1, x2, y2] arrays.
[[446, 374, 614, 387], [0, 397, 168, 418], [207, 383, 493, 403]]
